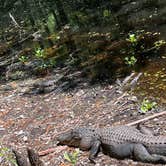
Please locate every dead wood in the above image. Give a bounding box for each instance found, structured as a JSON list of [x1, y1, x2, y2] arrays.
[[126, 111, 166, 126]]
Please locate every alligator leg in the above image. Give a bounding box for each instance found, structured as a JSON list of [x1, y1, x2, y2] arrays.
[[133, 144, 166, 164], [89, 139, 101, 163], [79, 136, 101, 163]]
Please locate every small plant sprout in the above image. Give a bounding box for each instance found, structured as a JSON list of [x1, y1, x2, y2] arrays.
[[35, 47, 45, 58], [103, 9, 111, 17], [0, 145, 18, 166], [127, 34, 138, 43], [140, 99, 157, 114], [64, 148, 80, 166], [18, 55, 28, 63], [154, 40, 166, 49], [125, 56, 137, 66]]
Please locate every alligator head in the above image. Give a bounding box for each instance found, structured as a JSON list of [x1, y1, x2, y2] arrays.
[[57, 128, 82, 147]]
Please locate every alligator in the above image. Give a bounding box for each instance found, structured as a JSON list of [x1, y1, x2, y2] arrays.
[[57, 125, 166, 164]]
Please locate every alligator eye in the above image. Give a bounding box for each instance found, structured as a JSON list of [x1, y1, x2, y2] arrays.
[[72, 131, 80, 139], [72, 134, 81, 140]]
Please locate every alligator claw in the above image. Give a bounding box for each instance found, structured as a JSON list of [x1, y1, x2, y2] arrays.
[[89, 157, 96, 164]]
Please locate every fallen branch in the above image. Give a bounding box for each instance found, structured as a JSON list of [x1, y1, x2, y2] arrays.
[[18, 31, 40, 44], [126, 111, 166, 126], [121, 72, 135, 86], [38, 146, 68, 157], [38, 148, 57, 156]]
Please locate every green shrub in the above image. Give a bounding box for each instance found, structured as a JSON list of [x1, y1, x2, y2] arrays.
[[35, 47, 45, 58], [64, 149, 79, 166], [124, 56, 137, 66], [18, 55, 28, 63], [140, 99, 157, 113], [127, 34, 138, 43]]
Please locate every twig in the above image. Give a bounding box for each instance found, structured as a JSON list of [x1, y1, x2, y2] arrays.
[[38, 148, 60, 156], [9, 12, 21, 28], [18, 31, 40, 44], [126, 111, 166, 126], [113, 92, 128, 105]]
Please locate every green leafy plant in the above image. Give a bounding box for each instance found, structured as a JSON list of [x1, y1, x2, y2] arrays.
[[103, 9, 111, 17], [125, 56, 137, 66], [126, 34, 138, 44], [140, 99, 157, 113], [124, 33, 139, 67], [35, 47, 45, 58], [18, 55, 28, 63], [0, 145, 18, 166], [154, 40, 166, 49], [64, 149, 79, 166]]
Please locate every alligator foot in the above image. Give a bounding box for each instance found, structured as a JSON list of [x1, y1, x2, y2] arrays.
[[89, 139, 101, 164]]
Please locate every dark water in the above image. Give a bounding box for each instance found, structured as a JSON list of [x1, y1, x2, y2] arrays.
[[134, 57, 166, 106]]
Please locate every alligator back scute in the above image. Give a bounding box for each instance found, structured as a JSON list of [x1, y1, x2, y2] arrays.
[[98, 126, 166, 155]]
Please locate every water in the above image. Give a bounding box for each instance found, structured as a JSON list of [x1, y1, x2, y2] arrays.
[[134, 57, 166, 106]]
